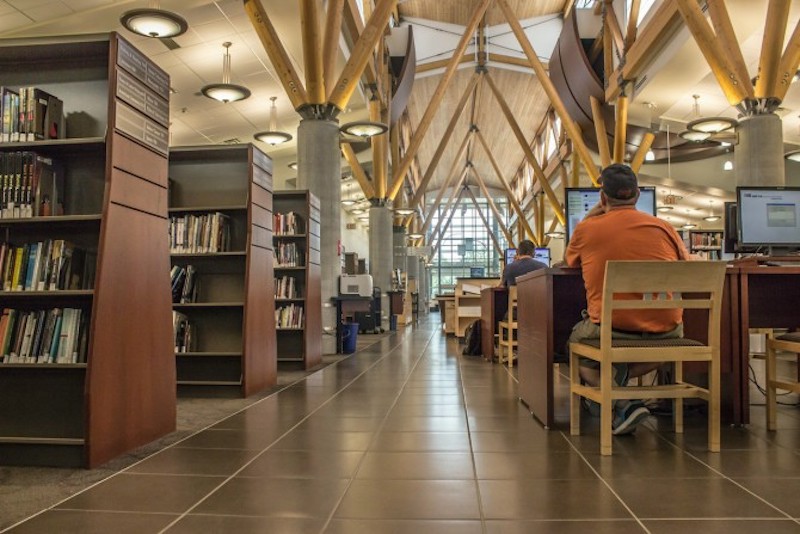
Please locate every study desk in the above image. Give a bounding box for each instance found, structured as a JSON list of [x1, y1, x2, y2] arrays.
[[436, 295, 456, 335], [516, 267, 743, 428], [480, 287, 508, 361]]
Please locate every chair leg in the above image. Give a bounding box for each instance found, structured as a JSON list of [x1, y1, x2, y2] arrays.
[[709, 352, 721, 452], [766, 341, 778, 432], [600, 358, 613, 456], [674, 361, 684, 434], [570, 349, 581, 436]]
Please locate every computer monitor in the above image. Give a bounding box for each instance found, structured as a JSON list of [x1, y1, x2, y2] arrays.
[[534, 247, 550, 266], [504, 248, 517, 265], [737, 187, 800, 250], [564, 186, 657, 242]]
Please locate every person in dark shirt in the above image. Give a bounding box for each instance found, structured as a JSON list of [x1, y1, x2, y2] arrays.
[[502, 239, 547, 287]]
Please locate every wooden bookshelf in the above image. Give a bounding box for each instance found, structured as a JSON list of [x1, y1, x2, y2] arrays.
[[273, 190, 321, 370], [168, 144, 276, 398], [689, 230, 723, 260], [0, 33, 175, 468]]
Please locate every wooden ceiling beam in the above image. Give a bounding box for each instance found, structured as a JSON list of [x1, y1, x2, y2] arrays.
[[465, 185, 503, 256], [777, 20, 800, 101], [244, 0, 309, 110], [496, 0, 599, 187], [543, 216, 561, 247], [387, 0, 492, 202], [369, 98, 388, 199], [407, 72, 480, 212], [322, 0, 345, 101], [341, 142, 376, 199], [416, 135, 472, 232], [706, 0, 754, 100], [674, 0, 749, 105], [613, 95, 628, 163], [416, 54, 474, 74], [605, 1, 682, 101], [485, 72, 565, 225], [329, 0, 395, 111], [629, 131, 655, 174], [625, 0, 641, 50], [472, 167, 514, 247], [342, 0, 378, 89], [489, 54, 549, 71], [537, 192, 546, 245], [590, 96, 612, 168], [299, 0, 325, 104], [475, 130, 538, 246], [603, 1, 626, 57], [755, 0, 791, 99]]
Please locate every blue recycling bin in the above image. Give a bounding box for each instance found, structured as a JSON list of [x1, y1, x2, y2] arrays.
[[342, 322, 359, 354]]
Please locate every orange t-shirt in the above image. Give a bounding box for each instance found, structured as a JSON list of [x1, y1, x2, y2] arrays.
[[565, 206, 689, 332]]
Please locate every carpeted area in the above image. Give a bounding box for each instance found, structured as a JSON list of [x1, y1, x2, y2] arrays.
[[0, 331, 394, 531]]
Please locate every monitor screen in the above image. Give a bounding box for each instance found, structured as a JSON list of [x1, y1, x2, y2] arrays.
[[565, 186, 657, 242], [504, 248, 517, 265], [738, 187, 800, 247], [534, 247, 550, 266]]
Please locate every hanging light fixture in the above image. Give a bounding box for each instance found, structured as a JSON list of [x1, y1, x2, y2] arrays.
[[545, 231, 565, 239], [407, 232, 425, 240], [393, 207, 415, 216], [120, 1, 187, 38], [682, 222, 697, 229], [288, 162, 298, 170], [340, 121, 388, 138], [201, 42, 251, 103], [679, 95, 736, 142], [645, 149, 655, 161], [341, 199, 357, 206], [703, 201, 721, 222], [723, 159, 734, 171], [254, 97, 293, 145]]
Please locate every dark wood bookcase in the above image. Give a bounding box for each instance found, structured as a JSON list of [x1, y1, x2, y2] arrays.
[[169, 144, 276, 397], [273, 190, 321, 370], [0, 33, 175, 468]]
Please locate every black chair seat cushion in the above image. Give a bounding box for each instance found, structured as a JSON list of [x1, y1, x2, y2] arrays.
[[776, 332, 800, 343], [577, 338, 705, 348]]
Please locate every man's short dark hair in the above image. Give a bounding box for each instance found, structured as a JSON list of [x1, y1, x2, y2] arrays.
[[600, 164, 638, 201], [517, 239, 535, 256]]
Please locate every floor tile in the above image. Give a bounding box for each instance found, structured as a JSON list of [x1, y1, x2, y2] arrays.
[[165, 514, 326, 533], [484, 519, 646, 533], [173, 428, 283, 450], [334, 480, 480, 519], [271, 431, 375, 451], [470, 430, 574, 453], [585, 450, 721, 479], [194, 477, 348, 518], [382, 416, 468, 432], [127, 448, 261, 476], [731, 477, 800, 517], [474, 452, 596, 480], [238, 450, 364, 479], [55, 474, 224, 514], [6, 510, 178, 534], [370, 431, 472, 452], [324, 519, 483, 533], [356, 452, 475, 479], [642, 519, 800, 533]]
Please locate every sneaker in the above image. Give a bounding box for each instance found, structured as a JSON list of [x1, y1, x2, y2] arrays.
[[612, 401, 650, 435], [582, 397, 601, 417]]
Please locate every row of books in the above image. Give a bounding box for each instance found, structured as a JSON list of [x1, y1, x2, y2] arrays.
[[690, 232, 722, 248], [274, 211, 304, 235], [173, 311, 193, 353], [169, 212, 231, 254], [0, 151, 64, 219], [0, 307, 88, 364], [1, 86, 65, 143], [276, 303, 304, 329], [0, 240, 94, 292], [274, 242, 304, 267], [170, 264, 198, 304], [275, 275, 301, 299]]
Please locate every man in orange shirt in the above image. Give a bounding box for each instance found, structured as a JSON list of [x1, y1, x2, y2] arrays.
[[565, 163, 690, 435]]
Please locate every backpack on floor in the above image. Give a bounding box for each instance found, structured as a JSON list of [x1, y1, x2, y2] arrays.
[[462, 319, 482, 356]]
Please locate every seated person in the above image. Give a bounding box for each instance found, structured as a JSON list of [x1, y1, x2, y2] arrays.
[[564, 163, 690, 435], [502, 239, 548, 287]]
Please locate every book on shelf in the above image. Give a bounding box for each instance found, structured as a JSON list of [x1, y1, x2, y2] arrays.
[[169, 212, 231, 254], [0, 240, 94, 292], [0, 151, 63, 219], [691, 232, 722, 248], [275, 275, 300, 299], [0, 306, 87, 364], [273, 211, 305, 235], [0, 86, 64, 144], [172, 310, 193, 353], [275, 303, 304, 329], [170, 264, 198, 303], [274, 242, 304, 267]]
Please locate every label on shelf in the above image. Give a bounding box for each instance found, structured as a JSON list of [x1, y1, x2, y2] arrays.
[[116, 69, 170, 127], [115, 101, 168, 156], [116, 37, 170, 100]]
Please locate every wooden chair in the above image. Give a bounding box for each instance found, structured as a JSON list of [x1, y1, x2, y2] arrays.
[[497, 286, 518, 367], [766, 331, 800, 431], [569, 260, 727, 456]]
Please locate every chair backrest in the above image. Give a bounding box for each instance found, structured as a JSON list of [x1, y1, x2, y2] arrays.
[[599, 260, 728, 346], [508, 286, 518, 306]]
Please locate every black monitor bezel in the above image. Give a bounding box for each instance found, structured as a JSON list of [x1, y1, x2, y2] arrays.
[[736, 186, 800, 247], [564, 186, 657, 242]]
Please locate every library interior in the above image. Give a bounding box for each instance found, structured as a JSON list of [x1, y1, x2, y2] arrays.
[[2, 0, 800, 532]]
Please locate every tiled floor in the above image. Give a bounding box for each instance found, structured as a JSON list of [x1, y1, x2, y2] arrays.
[[5, 319, 800, 533]]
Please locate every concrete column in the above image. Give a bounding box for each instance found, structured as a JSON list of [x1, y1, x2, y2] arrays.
[[393, 225, 407, 272], [298, 118, 341, 354], [419, 257, 428, 314], [369, 204, 393, 331], [735, 113, 785, 187]]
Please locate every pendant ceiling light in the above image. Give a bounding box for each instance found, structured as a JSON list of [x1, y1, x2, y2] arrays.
[[201, 42, 251, 104], [679, 94, 737, 142], [120, 1, 187, 38], [703, 201, 721, 222], [340, 121, 388, 138], [254, 97, 293, 145], [393, 207, 415, 216], [407, 232, 425, 240]]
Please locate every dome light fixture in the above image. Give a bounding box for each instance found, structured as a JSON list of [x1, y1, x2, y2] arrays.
[[679, 129, 711, 142], [407, 232, 424, 240], [254, 96, 293, 145], [703, 201, 721, 222], [656, 205, 674, 212], [682, 222, 697, 230], [679, 95, 737, 142], [645, 149, 655, 162], [120, 1, 187, 38], [723, 159, 733, 171], [784, 149, 800, 162], [393, 207, 415, 216], [201, 42, 251, 103], [340, 121, 388, 138], [544, 231, 565, 239], [288, 162, 298, 170], [341, 199, 357, 206]]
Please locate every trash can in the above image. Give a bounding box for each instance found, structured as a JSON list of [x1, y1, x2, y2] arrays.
[[342, 322, 359, 354]]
